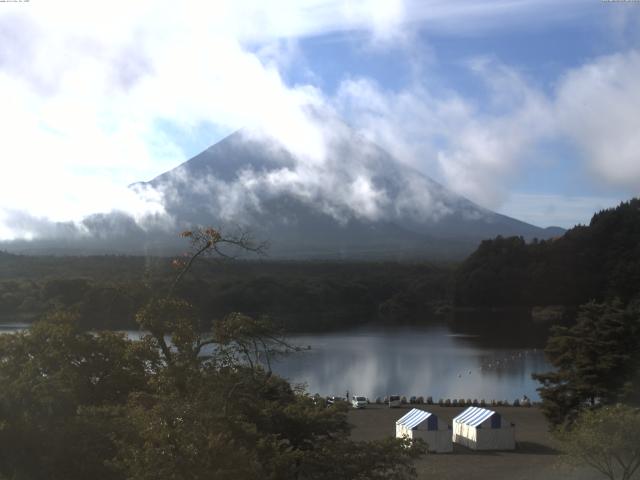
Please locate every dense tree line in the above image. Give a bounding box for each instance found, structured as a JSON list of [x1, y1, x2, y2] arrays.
[[0, 255, 453, 331], [454, 198, 640, 309]]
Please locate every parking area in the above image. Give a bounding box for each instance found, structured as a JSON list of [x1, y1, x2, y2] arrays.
[[347, 404, 600, 480]]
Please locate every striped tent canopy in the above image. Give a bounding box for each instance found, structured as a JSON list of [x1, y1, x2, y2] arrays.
[[396, 409, 435, 430], [453, 406, 500, 428], [396, 408, 452, 452], [452, 406, 514, 450]]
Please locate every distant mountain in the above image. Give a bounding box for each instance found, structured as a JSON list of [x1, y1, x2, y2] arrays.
[[129, 128, 563, 259], [2, 126, 564, 259]]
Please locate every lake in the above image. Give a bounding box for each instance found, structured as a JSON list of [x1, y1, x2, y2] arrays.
[[0, 322, 550, 402], [270, 325, 550, 402]]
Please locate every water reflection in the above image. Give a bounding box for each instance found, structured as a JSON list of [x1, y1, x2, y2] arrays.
[[272, 326, 550, 401]]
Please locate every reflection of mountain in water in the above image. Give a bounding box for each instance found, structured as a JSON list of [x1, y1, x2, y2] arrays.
[[272, 325, 550, 401]]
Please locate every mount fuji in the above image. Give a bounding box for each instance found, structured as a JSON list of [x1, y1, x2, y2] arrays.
[[127, 127, 563, 259]]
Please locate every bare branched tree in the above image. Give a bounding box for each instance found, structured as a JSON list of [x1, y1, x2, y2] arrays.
[[136, 227, 297, 373], [209, 312, 304, 375], [168, 227, 267, 297]]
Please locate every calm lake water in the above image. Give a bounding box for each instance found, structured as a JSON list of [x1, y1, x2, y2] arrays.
[[271, 325, 550, 402], [1, 322, 550, 401]]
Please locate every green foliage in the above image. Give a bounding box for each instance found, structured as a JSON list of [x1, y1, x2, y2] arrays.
[[0, 229, 433, 478], [558, 405, 640, 480], [0, 311, 425, 479], [455, 198, 640, 308], [533, 301, 640, 426], [0, 310, 425, 480], [0, 311, 155, 480], [292, 436, 426, 480]]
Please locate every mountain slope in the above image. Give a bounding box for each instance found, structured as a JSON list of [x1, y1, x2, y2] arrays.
[[1, 126, 564, 258], [131, 128, 563, 259]]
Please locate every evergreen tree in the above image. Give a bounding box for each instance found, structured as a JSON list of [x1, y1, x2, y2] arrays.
[[533, 301, 640, 426], [455, 197, 640, 309]]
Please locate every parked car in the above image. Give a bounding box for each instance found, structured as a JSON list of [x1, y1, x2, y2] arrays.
[[388, 395, 401, 408], [351, 395, 367, 408]]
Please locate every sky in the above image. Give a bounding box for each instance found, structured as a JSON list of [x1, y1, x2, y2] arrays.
[[1, 0, 639, 240]]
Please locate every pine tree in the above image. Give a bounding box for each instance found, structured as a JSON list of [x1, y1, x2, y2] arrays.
[[533, 301, 640, 427]]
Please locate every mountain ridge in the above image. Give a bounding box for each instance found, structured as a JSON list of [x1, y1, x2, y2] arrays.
[[131, 128, 564, 259], [2, 127, 564, 259]]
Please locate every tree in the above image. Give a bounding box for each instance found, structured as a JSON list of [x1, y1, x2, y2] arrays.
[[122, 227, 426, 479], [533, 301, 640, 426], [0, 227, 426, 479], [0, 310, 156, 480], [559, 405, 640, 480]]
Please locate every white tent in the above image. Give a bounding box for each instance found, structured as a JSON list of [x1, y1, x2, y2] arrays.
[[452, 406, 515, 450], [396, 408, 453, 453]]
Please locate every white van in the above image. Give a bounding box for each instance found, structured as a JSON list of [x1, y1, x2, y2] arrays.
[[388, 395, 401, 408], [351, 395, 367, 408]]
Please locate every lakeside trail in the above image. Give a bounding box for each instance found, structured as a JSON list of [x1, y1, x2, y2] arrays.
[[348, 405, 601, 480]]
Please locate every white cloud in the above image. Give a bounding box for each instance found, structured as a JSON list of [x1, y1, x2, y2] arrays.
[[177, 124, 399, 225], [331, 60, 554, 209], [330, 51, 640, 213], [555, 50, 640, 189], [0, 1, 332, 239], [0, 0, 638, 242]]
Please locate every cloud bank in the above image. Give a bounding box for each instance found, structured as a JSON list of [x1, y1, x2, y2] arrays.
[[0, 0, 638, 241], [150, 123, 459, 228]]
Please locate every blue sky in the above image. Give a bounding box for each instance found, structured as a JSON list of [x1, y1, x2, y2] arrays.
[[1, 0, 639, 238]]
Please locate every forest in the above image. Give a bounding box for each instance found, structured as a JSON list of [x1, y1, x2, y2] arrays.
[[0, 252, 453, 332], [454, 199, 640, 311]]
